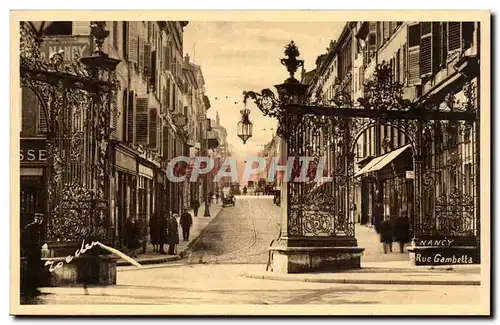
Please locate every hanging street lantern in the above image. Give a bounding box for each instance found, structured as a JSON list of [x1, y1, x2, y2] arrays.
[[237, 106, 253, 144]]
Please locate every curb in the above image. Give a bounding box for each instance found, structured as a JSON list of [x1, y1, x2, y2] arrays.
[[117, 255, 180, 267], [117, 206, 223, 267], [243, 274, 481, 286]]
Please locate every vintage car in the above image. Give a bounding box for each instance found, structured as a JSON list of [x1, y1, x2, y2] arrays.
[[254, 187, 265, 195], [222, 194, 236, 207]]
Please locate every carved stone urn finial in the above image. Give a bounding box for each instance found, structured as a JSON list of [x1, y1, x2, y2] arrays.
[[89, 21, 110, 53], [280, 41, 304, 83]]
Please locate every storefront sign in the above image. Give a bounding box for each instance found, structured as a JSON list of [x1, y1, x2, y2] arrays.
[[406, 170, 415, 179], [20, 139, 47, 163], [116, 151, 136, 173], [139, 164, 154, 179], [40, 36, 93, 62]]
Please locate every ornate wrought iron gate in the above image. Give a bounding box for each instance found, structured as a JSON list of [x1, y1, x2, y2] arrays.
[[20, 22, 119, 244], [245, 45, 478, 244]]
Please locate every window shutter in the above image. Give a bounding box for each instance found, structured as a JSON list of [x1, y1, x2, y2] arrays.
[[167, 78, 171, 110], [383, 22, 390, 40], [128, 22, 138, 63], [144, 43, 151, 77], [122, 22, 128, 58], [112, 21, 118, 48], [135, 97, 149, 145], [149, 107, 158, 149], [150, 50, 156, 90], [172, 84, 176, 112], [432, 22, 441, 74], [138, 36, 144, 72], [402, 44, 407, 85], [419, 22, 433, 78], [165, 44, 170, 71], [163, 86, 167, 112], [389, 21, 396, 34], [147, 22, 152, 41], [127, 91, 135, 143], [407, 23, 421, 86], [441, 22, 448, 66], [396, 50, 401, 83], [122, 89, 128, 142], [448, 22, 461, 52]]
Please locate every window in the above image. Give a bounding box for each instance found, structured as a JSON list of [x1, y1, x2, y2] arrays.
[[44, 22, 72, 36], [112, 21, 118, 48], [122, 22, 128, 58]]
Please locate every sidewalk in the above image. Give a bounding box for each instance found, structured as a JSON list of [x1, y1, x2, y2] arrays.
[[117, 203, 223, 267], [243, 261, 481, 286]]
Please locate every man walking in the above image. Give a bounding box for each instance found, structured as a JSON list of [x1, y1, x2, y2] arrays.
[[191, 198, 200, 217], [180, 210, 193, 241]]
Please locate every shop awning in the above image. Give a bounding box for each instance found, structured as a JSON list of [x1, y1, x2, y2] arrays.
[[354, 144, 411, 177]]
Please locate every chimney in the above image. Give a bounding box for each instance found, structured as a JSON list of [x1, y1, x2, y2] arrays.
[[185, 54, 190, 65]]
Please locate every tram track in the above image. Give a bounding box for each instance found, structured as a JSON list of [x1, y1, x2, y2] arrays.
[[186, 196, 280, 264]]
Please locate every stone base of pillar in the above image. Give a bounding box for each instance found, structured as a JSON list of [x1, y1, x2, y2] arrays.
[[268, 237, 365, 273], [408, 236, 480, 266], [35, 242, 119, 287]]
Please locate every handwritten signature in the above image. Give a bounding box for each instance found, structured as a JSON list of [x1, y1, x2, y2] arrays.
[[44, 239, 100, 273]]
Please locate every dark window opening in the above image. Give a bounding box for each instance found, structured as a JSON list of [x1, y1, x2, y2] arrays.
[[43, 22, 73, 36]]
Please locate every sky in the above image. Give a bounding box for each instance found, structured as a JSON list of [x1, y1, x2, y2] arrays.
[[184, 21, 345, 160]]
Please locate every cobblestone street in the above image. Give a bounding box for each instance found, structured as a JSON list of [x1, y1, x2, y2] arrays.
[[185, 196, 281, 264]]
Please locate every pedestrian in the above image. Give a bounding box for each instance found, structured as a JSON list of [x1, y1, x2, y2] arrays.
[[126, 219, 140, 258], [215, 191, 220, 204], [379, 217, 393, 253], [149, 213, 159, 253], [393, 214, 410, 253], [180, 210, 193, 241], [192, 198, 200, 217], [158, 212, 167, 254], [136, 217, 147, 255], [21, 213, 44, 296], [166, 212, 180, 255]]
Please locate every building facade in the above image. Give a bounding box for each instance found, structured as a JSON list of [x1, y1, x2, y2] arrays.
[[20, 21, 216, 251]]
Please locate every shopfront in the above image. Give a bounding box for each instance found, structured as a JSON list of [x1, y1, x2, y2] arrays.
[[20, 138, 47, 230], [138, 162, 154, 226], [114, 144, 138, 248], [356, 144, 414, 226]]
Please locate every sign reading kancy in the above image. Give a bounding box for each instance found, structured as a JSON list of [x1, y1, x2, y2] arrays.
[[40, 36, 93, 62]]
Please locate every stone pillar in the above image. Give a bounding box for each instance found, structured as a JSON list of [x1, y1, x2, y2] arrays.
[[268, 83, 364, 274]]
